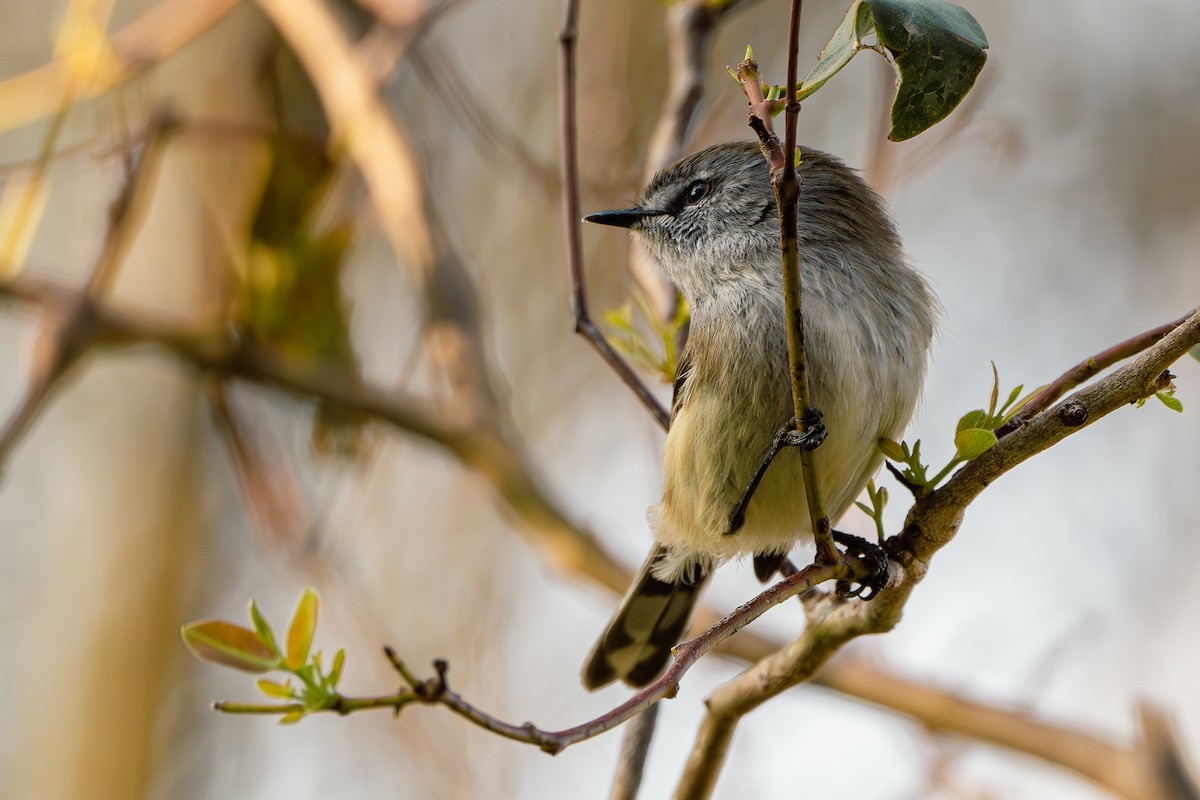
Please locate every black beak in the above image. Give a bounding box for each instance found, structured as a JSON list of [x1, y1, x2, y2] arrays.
[[582, 206, 668, 229]]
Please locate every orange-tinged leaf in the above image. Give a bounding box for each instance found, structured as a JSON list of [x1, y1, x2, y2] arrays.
[[182, 620, 278, 673], [285, 588, 319, 670]]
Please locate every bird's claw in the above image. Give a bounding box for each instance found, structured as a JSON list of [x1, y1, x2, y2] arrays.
[[832, 531, 889, 600], [782, 410, 826, 452]]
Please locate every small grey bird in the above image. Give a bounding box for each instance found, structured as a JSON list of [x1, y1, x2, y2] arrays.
[[581, 142, 935, 689]]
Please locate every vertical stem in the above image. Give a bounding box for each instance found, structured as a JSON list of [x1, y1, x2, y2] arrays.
[[774, 0, 835, 564], [558, 0, 671, 430]]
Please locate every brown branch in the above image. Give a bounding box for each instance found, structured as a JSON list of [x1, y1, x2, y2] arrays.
[[559, 0, 671, 431], [0, 0, 242, 133], [215, 563, 836, 754], [673, 307, 1200, 798], [995, 309, 1196, 438], [731, 3, 836, 570]]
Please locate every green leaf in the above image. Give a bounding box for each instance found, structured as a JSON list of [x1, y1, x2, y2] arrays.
[[956, 409, 989, 434], [998, 383, 1024, 417], [1156, 391, 1184, 413], [1190, 344, 1200, 362], [954, 427, 997, 460], [855, 501, 873, 516], [249, 600, 280, 657], [987, 362, 1000, 416], [285, 588, 319, 670], [329, 648, 346, 688], [797, 1, 873, 102], [181, 620, 279, 673], [257, 679, 296, 700], [868, 0, 989, 141], [279, 709, 306, 726]]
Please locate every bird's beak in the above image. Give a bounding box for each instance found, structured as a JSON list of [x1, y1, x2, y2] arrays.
[[582, 206, 668, 229]]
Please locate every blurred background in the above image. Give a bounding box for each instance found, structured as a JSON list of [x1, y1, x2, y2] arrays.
[[0, 0, 1197, 798]]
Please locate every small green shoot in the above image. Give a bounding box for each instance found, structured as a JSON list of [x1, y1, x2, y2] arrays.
[[604, 290, 689, 385], [182, 589, 347, 724], [854, 479, 889, 543], [881, 364, 1031, 495]]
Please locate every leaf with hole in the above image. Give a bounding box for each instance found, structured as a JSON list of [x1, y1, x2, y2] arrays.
[[868, 0, 989, 140]]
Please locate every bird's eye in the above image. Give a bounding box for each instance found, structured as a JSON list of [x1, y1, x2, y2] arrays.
[[684, 180, 710, 205]]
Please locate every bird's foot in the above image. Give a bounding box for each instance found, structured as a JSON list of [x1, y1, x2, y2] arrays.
[[832, 531, 889, 600]]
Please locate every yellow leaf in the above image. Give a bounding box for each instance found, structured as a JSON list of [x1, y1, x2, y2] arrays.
[[285, 588, 319, 670]]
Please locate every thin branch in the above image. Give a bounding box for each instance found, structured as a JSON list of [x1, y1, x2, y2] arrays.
[[0, 0, 242, 133], [558, 0, 671, 431], [206, 378, 312, 552], [213, 562, 837, 754], [995, 309, 1195, 438], [731, 2, 835, 568], [673, 307, 1200, 798], [0, 121, 165, 471]]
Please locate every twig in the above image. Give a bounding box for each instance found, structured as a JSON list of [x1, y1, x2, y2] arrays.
[[214, 562, 837, 754], [732, 1, 835, 567], [558, 0, 671, 431], [672, 307, 1200, 798], [995, 309, 1195, 438]]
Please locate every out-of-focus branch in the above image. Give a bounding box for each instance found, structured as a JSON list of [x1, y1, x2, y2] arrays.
[[0, 122, 164, 469], [407, 44, 563, 198], [206, 378, 312, 552], [559, 0, 671, 430], [815, 660, 1199, 800], [609, 702, 660, 800], [673, 307, 1200, 799], [633, 0, 760, 320], [0, 0, 241, 133]]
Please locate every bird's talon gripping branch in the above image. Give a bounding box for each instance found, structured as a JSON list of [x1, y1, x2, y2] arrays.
[[784, 408, 826, 451], [726, 410, 827, 536], [832, 530, 890, 600]]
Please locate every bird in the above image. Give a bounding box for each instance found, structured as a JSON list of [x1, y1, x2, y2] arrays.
[[580, 142, 935, 690]]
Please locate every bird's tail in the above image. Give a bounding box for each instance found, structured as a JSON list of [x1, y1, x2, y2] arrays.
[[581, 545, 706, 690]]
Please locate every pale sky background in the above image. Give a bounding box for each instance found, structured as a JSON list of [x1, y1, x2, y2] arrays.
[[0, 1, 1197, 799]]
